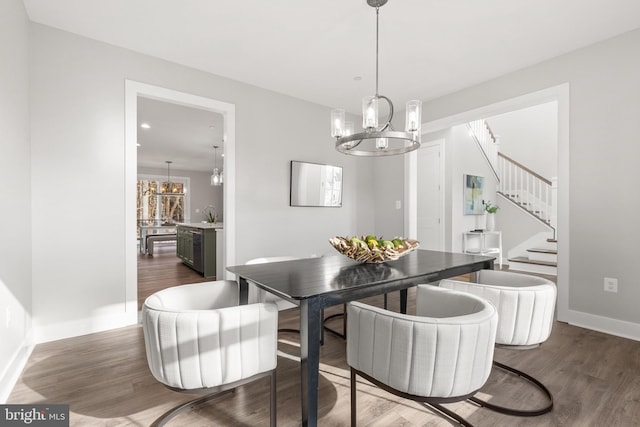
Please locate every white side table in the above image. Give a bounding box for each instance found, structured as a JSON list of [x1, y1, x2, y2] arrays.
[[463, 230, 502, 268]]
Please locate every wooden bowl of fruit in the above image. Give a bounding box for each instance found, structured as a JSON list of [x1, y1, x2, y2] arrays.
[[329, 235, 420, 263]]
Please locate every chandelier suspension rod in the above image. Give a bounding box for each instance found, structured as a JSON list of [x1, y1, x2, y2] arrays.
[[375, 6, 380, 97]]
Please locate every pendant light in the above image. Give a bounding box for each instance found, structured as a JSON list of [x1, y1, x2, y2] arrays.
[[211, 145, 222, 186], [331, 0, 422, 156], [161, 160, 184, 196]]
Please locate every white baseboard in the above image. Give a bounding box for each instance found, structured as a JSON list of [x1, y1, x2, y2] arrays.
[[34, 311, 138, 344], [0, 333, 34, 403], [568, 309, 640, 342]]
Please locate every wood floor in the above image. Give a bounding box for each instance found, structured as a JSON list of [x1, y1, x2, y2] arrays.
[[9, 274, 640, 426], [137, 242, 211, 310]]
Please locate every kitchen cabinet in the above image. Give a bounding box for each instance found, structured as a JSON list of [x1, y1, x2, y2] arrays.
[[176, 227, 194, 266], [176, 224, 220, 278]]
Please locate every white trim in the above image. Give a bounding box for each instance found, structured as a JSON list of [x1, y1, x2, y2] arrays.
[[403, 148, 418, 239], [407, 83, 570, 322], [125, 81, 237, 325], [0, 334, 34, 403], [568, 310, 640, 342]]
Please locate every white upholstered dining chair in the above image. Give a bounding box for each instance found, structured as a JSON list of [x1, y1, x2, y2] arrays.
[[347, 284, 498, 426], [142, 280, 279, 426], [440, 269, 557, 416]]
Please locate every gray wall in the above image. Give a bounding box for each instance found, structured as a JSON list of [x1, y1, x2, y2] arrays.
[[29, 23, 375, 342], [0, 0, 31, 400], [488, 101, 558, 179], [373, 155, 405, 239]]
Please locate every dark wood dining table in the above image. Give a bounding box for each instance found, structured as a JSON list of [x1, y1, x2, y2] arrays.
[[227, 249, 495, 426]]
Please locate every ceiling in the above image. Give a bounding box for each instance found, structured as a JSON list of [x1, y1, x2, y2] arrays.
[[136, 97, 223, 172], [23, 0, 640, 169]]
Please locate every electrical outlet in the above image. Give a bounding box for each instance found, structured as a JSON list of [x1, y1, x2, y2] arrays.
[[604, 277, 618, 293], [395, 200, 401, 210]]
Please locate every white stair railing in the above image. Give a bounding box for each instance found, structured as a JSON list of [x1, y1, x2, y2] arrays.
[[467, 119, 500, 180], [497, 153, 556, 231]]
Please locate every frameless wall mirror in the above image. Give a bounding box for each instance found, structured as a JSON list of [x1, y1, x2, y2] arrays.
[[290, 160, 343, 207]]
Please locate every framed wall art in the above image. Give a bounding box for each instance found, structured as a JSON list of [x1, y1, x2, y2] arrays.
[[463, 174, 484, 215]]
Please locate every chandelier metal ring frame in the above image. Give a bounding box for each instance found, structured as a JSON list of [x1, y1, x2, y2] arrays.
[[331, 0, 422, 156]]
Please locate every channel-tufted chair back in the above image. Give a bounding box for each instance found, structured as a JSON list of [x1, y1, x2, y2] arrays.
[[142, 280, 278, 425], [440, 269, 556, 346], [347, 285, 497, 425]]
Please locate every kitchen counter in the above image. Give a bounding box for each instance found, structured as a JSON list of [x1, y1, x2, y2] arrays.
[[176, 222, 223, 230]]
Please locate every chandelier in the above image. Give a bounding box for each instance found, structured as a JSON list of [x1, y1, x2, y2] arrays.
[[160, 160, 184, 196], [331, 0, 422, 156], [211, 145, 222, 186]]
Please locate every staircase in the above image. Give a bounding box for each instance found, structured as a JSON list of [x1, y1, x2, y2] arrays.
[[468, 119, 557, 276], [508, 237, 557, 276], [497, 153, 557, 276]]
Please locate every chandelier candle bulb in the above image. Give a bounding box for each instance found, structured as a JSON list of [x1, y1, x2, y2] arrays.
[[376, 137, 388, 150], [343, 122, 356, 148], [331, 109, 345, 137], [405, 100, 422, 132], [363, 96, 379, 129]]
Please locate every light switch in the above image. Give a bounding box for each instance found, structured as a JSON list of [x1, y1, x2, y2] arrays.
[[395, 200, 401, 209]]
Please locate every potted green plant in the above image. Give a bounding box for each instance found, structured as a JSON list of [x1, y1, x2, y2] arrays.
[[484, 201, 499, 231]]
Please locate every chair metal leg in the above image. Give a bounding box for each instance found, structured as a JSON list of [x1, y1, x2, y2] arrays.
[[468, 360, 553, 416], [270, 369, 277, 427], [323, 304, 347, 339], [351, 367, 477, 427], [422, 402, 474, 427], [150, 389, 234, 427], [152, 370, 275, 426], [324, 294, 388, 341], [350, 368, 357, 427]]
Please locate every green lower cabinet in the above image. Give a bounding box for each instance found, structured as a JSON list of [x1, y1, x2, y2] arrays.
[[176, 225, 217, 278], [176, 227, 194, 266]]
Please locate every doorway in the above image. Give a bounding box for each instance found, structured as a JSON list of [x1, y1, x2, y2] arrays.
[[405, 84, 569, 322], [124, 81, 236, 317]]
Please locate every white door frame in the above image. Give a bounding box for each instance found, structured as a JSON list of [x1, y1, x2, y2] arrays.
[[405, 84, 570, 322], [124, 80, 236, 317]]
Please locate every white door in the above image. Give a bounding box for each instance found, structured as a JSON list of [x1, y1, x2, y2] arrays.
[[417, 141, 443, 250]]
